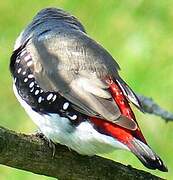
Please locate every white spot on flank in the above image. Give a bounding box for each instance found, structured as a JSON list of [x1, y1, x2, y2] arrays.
[[69, 114, 77, 120], [52, 95, 57, 102], [14, 78, 17, 83], [38, 96, 42, 103], [17, 68, 22, 74], [28, 74, 34, 78], [40, 89, 43, 93], [24, 54, 31, 61], [30, 87, 34, 92], [24, 78, 28, 82], [16, 58, 20, 63], [20, 50, 26, 57], [35, 90, 39, 95], [47, 93, 53, 101], [29, 82, 34, 88], [22, 71, 26, 75], [27, 61, 33, 67], [63, 102, 69, 110]]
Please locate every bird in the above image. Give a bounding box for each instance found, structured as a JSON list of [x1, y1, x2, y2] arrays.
[[10, 7, 167, 172]]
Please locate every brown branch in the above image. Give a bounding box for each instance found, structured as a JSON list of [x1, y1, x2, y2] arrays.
[[138, 94, 173, 122], [0, 126, 163, 180]]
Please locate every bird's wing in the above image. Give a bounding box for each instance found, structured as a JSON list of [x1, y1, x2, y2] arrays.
[[21, 29, 137, 130]]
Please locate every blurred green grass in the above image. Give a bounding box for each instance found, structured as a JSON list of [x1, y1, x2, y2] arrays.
[[0, 0, 173, 179]]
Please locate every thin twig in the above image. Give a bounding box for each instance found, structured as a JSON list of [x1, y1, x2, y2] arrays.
[[138, 94, 173, 122]]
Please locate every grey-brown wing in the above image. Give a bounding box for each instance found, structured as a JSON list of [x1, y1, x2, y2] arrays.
[[23, 28, 137, 130], [25, 29, 120, 119]]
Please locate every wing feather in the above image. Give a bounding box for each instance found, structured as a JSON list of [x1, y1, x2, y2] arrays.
[[116, 78, 144, 112]]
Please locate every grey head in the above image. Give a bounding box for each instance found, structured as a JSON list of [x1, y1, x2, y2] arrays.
[[16, 8, 86, 48], [13, 7, 142, 130]]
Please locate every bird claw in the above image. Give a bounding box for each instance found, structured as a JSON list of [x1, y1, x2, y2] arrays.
[[35, 131, 45, 138], [35, 131, 56, 157], [48, 139, 56, 158]]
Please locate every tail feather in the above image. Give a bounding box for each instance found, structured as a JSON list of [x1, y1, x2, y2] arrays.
[[128, 138, 168, 172], [90, 117, 168, 172]]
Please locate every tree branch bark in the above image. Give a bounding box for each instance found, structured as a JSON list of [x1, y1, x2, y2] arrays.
[[0, 126, 163, 180]]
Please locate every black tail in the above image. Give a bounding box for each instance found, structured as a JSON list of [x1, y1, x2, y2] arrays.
[[129, 138, 168, 172]]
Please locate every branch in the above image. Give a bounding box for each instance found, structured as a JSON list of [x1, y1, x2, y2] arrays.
[[138, 94, 173, 122], [0, 126, 162, 180]]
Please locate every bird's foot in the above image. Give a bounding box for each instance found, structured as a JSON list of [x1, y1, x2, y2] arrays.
[[35, 131, 56, 157]]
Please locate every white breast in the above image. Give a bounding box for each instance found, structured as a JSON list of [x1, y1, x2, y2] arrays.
[[13, 82, 129, 155]]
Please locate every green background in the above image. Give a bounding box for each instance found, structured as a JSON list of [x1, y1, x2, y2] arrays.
[[0, 0, 173, 179]]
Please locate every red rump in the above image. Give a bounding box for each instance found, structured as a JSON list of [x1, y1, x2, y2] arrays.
[[90, 79, 147, 146]]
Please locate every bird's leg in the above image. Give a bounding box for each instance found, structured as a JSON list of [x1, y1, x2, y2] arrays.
[[35, 130, 56, 157]]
